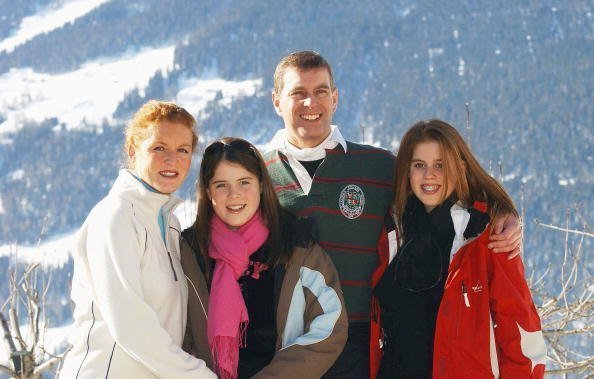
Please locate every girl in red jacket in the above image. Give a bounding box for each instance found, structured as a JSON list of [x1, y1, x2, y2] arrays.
[[373, 119, 546, 378]]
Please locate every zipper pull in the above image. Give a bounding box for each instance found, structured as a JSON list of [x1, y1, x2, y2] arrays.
[[462, 282, 470, 308]]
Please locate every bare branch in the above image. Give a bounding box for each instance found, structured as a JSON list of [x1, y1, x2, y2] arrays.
[[0, 298, 9, 314], [2, 258, 70, 378], [0, 312, 17, 355], [33, 351, 67, 376], [534, 219, 594, 238], [530, 262, 551, 288], [31, 295, 41, 353], [543, 323, 594, 336], [16, 263, 40, 287], [38, 345, 72, 377], [545, 356, 594, 375], [530, 210, 593, 377], [9, 306, 26, 350], [464, 102, 472, 147], [42, 269, 53, 301]]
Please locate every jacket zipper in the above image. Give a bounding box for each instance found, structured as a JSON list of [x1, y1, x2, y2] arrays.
[[163, 208, 179, 282], [167, 251, 179, 281], [456, 281, 470, 338], [462, 282, 470, 308]]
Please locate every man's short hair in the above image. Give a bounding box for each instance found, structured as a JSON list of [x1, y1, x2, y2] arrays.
[[273, 50, 335, 94]]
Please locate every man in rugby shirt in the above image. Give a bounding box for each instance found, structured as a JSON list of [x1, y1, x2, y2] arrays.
[[264, 50, 522, 378]]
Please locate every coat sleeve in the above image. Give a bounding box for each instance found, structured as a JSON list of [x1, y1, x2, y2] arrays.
[[253, 244, 348, 379], [488, 251, 547, 378], [179, 236, 213, 370], [83, 206, 216, 379]]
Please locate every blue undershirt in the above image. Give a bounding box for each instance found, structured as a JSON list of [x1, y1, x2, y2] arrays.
[[130, 173, 166, 243]]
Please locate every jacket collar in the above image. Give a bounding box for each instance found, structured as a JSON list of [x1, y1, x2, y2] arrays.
[[111, 169, 183, 218], [449, 201, 490, 260]]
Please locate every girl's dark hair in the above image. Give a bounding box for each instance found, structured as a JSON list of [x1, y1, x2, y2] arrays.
[[189, 137, 309, 279], [394, 119, 518, 228]]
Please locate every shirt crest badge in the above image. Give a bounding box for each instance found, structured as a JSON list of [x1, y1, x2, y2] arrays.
[[339, 184, 365, 219]]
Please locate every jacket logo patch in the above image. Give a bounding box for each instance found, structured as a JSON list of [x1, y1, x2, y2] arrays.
[[250, 262, 268, 280], [339, 184, 365, 219], [472, 280, 483, 293]]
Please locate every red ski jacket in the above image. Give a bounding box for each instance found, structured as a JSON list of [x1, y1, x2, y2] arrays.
[[371, 205, 546, 378]]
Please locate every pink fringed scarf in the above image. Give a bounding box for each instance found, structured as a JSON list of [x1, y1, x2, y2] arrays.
[[207, 212, 269, 379]]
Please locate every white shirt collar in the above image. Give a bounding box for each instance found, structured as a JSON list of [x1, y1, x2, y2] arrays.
[[267, 125, 347, 195], [268, 125, 348, 161]]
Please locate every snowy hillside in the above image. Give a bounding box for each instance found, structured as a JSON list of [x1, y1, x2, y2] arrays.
[[0, 46, 175, 132], [0, 0, 112, 54], [0, 45, 263, 133]]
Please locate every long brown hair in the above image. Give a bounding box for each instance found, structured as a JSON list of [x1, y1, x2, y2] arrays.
[[393, 119, 518, 228], [189, 137, 288, 276]]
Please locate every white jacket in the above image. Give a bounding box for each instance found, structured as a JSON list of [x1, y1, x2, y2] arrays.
[[60, 170, 215, 379]]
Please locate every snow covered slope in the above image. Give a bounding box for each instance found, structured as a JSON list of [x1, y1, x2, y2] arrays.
[[0, 0, 112, 53]]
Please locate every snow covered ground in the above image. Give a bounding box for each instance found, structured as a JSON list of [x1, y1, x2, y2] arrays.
[[0, 0, 112, 53], [176, 76, 262, 116]]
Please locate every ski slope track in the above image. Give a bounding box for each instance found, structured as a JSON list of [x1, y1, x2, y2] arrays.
[[0, 45, 176, 133], [0, 0, 112, 54]]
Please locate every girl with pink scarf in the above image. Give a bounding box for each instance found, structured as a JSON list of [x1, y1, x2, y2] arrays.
[[181, 137, 348, 379]]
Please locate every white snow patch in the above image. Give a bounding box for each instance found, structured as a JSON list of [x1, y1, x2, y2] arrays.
[[176, 77, 262, 114], [399, 5, 415, 17], [0, 231, 76, 268], [458, 57, 466, 76], [521, 174, 533, 184], [427, 48, 444, 73], [501, 173, 516, 182], [0, 0, 112, 53], [428, 48, 444, 57], [558, 178, 575, 186], [10, 169, 25, 180], [390, 139, 401, 153], [0, 45, 175, 133], [0, 197, 4, 214]]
